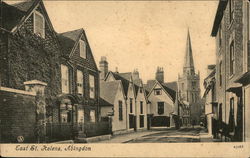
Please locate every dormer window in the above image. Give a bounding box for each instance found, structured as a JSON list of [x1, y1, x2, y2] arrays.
[[154, 89, 162, 95], [79, 40, 86, 58], [33, 11, 45, 38]]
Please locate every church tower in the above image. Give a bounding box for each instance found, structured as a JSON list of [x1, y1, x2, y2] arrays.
[[178, 29, 201, 126]]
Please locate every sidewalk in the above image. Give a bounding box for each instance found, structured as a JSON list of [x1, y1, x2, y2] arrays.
[[92, 130, 162, 143]]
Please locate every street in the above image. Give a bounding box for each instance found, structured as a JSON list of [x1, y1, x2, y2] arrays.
[[95, 126, 214, 143]]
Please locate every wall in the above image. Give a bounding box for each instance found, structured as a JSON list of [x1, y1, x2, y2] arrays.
[[135, 89, 147, 130], [126, 82, 136, 129], [0, 87, 36, 143]]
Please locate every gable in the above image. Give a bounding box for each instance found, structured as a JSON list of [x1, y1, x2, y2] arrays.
[[105, 72, 116, 82]]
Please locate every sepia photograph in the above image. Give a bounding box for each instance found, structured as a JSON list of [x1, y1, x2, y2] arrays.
[[0, 0, 250, 157]]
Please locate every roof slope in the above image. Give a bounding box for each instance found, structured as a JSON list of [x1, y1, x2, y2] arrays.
[[100, 81, 121, 106], [111, 72, 131, 96], [57, 29, 83, 57]]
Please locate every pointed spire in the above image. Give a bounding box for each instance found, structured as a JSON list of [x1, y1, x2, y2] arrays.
[[183, 28, 195, 75]]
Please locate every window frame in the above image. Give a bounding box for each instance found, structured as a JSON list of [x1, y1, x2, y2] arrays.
[[33, 11, 45, 38], [219, 61, 222, 86], [130, 98, 133, 113], [118, 100, 123, 121], [61, 64, 70, 93], [89, 74, 95, 99], [140, 101, 143, 114], [229, 40, 235, 76], [154, 89, 162, 95], [79, 40, 86, 59], [157, 102, 164, 115], [77, 70, 84, 95]]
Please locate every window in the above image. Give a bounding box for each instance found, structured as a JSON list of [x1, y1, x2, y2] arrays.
[[154, 89, 162, 95], [89, 74, 95, 99], [230, 40, 235, 76], [33, 11, 45, 38], [192, 81, 196, 89], [90, 110, 95, 122], [139, 87, 143, 93], [119, 101, 123, 120], [78, 109, 84, 123], [77, 70, 83, 95], [219, 61, 222, 86], [229, 0, 234, 23], [130, 98, 133, 113], [140, 101, 143, 114], [219, 25, 222, 48], [158, 102, 164, 115], [230, 98, 234, 118], [140, 115, 144, 128], [61, 64, 69, 93], [79, 40, 86, 58], [182, 83, 184, 90]]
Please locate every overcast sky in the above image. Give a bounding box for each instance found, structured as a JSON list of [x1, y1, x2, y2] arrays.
[[8, 0, 219, 92]]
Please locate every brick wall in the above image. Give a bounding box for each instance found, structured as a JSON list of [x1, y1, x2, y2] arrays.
[[0, 89, 36, 143]]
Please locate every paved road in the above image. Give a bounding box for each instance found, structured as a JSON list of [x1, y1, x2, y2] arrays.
[[125, 127, 206, 143]]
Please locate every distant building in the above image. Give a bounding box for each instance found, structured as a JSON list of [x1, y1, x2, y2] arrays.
[[203, 65, 216, 137], [178, 30, 201, 126], [211, 0, 250, 142], [100, 57, 148, 132], [144, 67, 178, 127]]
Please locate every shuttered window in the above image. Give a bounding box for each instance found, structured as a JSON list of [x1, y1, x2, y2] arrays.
[[77, 70, 83, 95], [34, 11, 45, 38], [61, 64, 69, 93]]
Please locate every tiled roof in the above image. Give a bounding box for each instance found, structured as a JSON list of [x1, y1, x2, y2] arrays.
[[1, 0, 37, 31], [111, 72, 130, 96], [57, 29, 83, 57], [100, 81, 121, 106]]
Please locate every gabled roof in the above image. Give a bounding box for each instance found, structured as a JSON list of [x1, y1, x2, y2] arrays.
[[12, 0, 35, 12], [109, 72, 131, 96], [145, 79, 177, 102], [100, 80, 123, 107], [57, 28, 83, 57]]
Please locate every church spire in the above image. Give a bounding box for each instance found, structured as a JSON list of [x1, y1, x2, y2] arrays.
[[183, 28, 195, 75]]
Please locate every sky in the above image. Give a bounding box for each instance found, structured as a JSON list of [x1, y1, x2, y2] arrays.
[[7, 0, 219, 93]]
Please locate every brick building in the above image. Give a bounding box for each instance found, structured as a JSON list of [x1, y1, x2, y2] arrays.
[[0, 0, 102, 142], [211, 0, 250, 141]]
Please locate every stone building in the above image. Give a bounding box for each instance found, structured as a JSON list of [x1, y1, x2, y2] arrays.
[[178, 30, 201, 126], [211, 0, 250, 142]]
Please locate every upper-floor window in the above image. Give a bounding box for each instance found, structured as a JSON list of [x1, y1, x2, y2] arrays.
[[140, 101, 143, 114], [89, 74, 95, 99], [77, 70, 83, 95], [181, 83, 184, 90], [192, 81, 196, 89], [118, 101, 123, 120], [154, 89, 162, 95], [219, 61, 222, 86], [90, 110, 95, 122], [130, 98, 133, 113], [230, 40, 235, 76], [33, 11, 45, 38], [218, 25, 222, 48], [79, 40, 86, 58], [158, 102, 164, 115], [229, 0, 234, 23], [61, 64, 69, 93]]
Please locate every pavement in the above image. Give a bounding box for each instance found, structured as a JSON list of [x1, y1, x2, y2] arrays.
[[93, 126, 215, 143]]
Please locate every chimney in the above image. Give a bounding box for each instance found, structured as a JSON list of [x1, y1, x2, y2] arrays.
[[99, 56, 108, 80], [155, 67, 164, 83], [132, 69, 139, 80]]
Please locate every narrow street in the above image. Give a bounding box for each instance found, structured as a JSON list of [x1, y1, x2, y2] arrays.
[[95, 126, 214, 143]]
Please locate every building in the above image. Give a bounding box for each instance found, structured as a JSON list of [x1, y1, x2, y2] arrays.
[[101, 57, 148, 131], [203, 65, 217, 137], [211, 0, 250, 142], [0, 0, 105, 142], [178, 30, 201, 126], [144, 67, 178, 127], [100, 80, 127, 135]]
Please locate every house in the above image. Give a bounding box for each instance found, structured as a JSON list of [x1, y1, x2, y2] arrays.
[[203, 65, 217, 138], [100, 57, 148, 131], [100, 80, 127, 135], [0, 0, 105, 142], [178, 30, 202, 126], [211, 0, 250, 142], [144, 67, 177, 127]]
